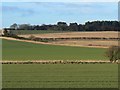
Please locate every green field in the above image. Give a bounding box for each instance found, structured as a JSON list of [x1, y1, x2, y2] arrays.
[[2, 64, 118, 88], [11, 30, 69, 35], [2, 39, 108, 60]]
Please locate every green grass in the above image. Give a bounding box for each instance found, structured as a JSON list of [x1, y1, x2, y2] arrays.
[[2, 64, 118, 88], [2, 39, 108, 60], [12, 30, 69, 35]]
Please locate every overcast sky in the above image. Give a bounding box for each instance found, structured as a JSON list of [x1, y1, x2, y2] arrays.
[[2, 2, 118, 27]]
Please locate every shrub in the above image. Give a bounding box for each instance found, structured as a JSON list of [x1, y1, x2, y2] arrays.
[[28, 35, 36, 40], [106, 46, 120, 63]]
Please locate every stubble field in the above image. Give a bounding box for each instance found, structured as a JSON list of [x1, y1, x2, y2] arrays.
[[18, 31, 119, 48]]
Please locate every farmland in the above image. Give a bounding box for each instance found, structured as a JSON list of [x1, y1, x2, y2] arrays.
[[2, 31, 118, 89], [18, 31, 119, 48], [2, 64, 118, 88], [2, 39, 108, 61], [19, 31, 118, 38], [2, 31, 119, 60], [1, 1, 119, 89], [50, 40, 118, 47], [11, 30, 69, 35]]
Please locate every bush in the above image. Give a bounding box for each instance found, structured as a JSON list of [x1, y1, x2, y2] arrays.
[[28, 35, 36, 40], [106, 46, 120, 63]]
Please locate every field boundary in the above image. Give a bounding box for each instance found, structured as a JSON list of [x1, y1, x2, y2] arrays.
[[1, 37, 109, 48], [0, 60, 119, 64]]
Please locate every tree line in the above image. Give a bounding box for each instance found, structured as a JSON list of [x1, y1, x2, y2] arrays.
[[4, 21, 120, 31]]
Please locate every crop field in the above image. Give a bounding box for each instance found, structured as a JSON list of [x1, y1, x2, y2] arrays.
[[11, 30, 69, 35], [50, 40, 118, 47], [1, 31, 118, 89], [2, 39, 108, 60], [18, 31, 119, 48], [2, 64, 118, 88], [19, 31, 119, 38]]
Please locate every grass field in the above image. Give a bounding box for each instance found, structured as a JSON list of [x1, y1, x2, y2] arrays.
[[2, 64, 118, 88], [2, 39, 108, 60]]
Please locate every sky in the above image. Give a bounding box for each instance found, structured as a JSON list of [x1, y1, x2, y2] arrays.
[[1, 2, 118, 28], [1, 0, 119, 2]]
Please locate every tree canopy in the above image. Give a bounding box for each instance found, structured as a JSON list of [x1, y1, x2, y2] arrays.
[[5, 21, 120, 31]]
